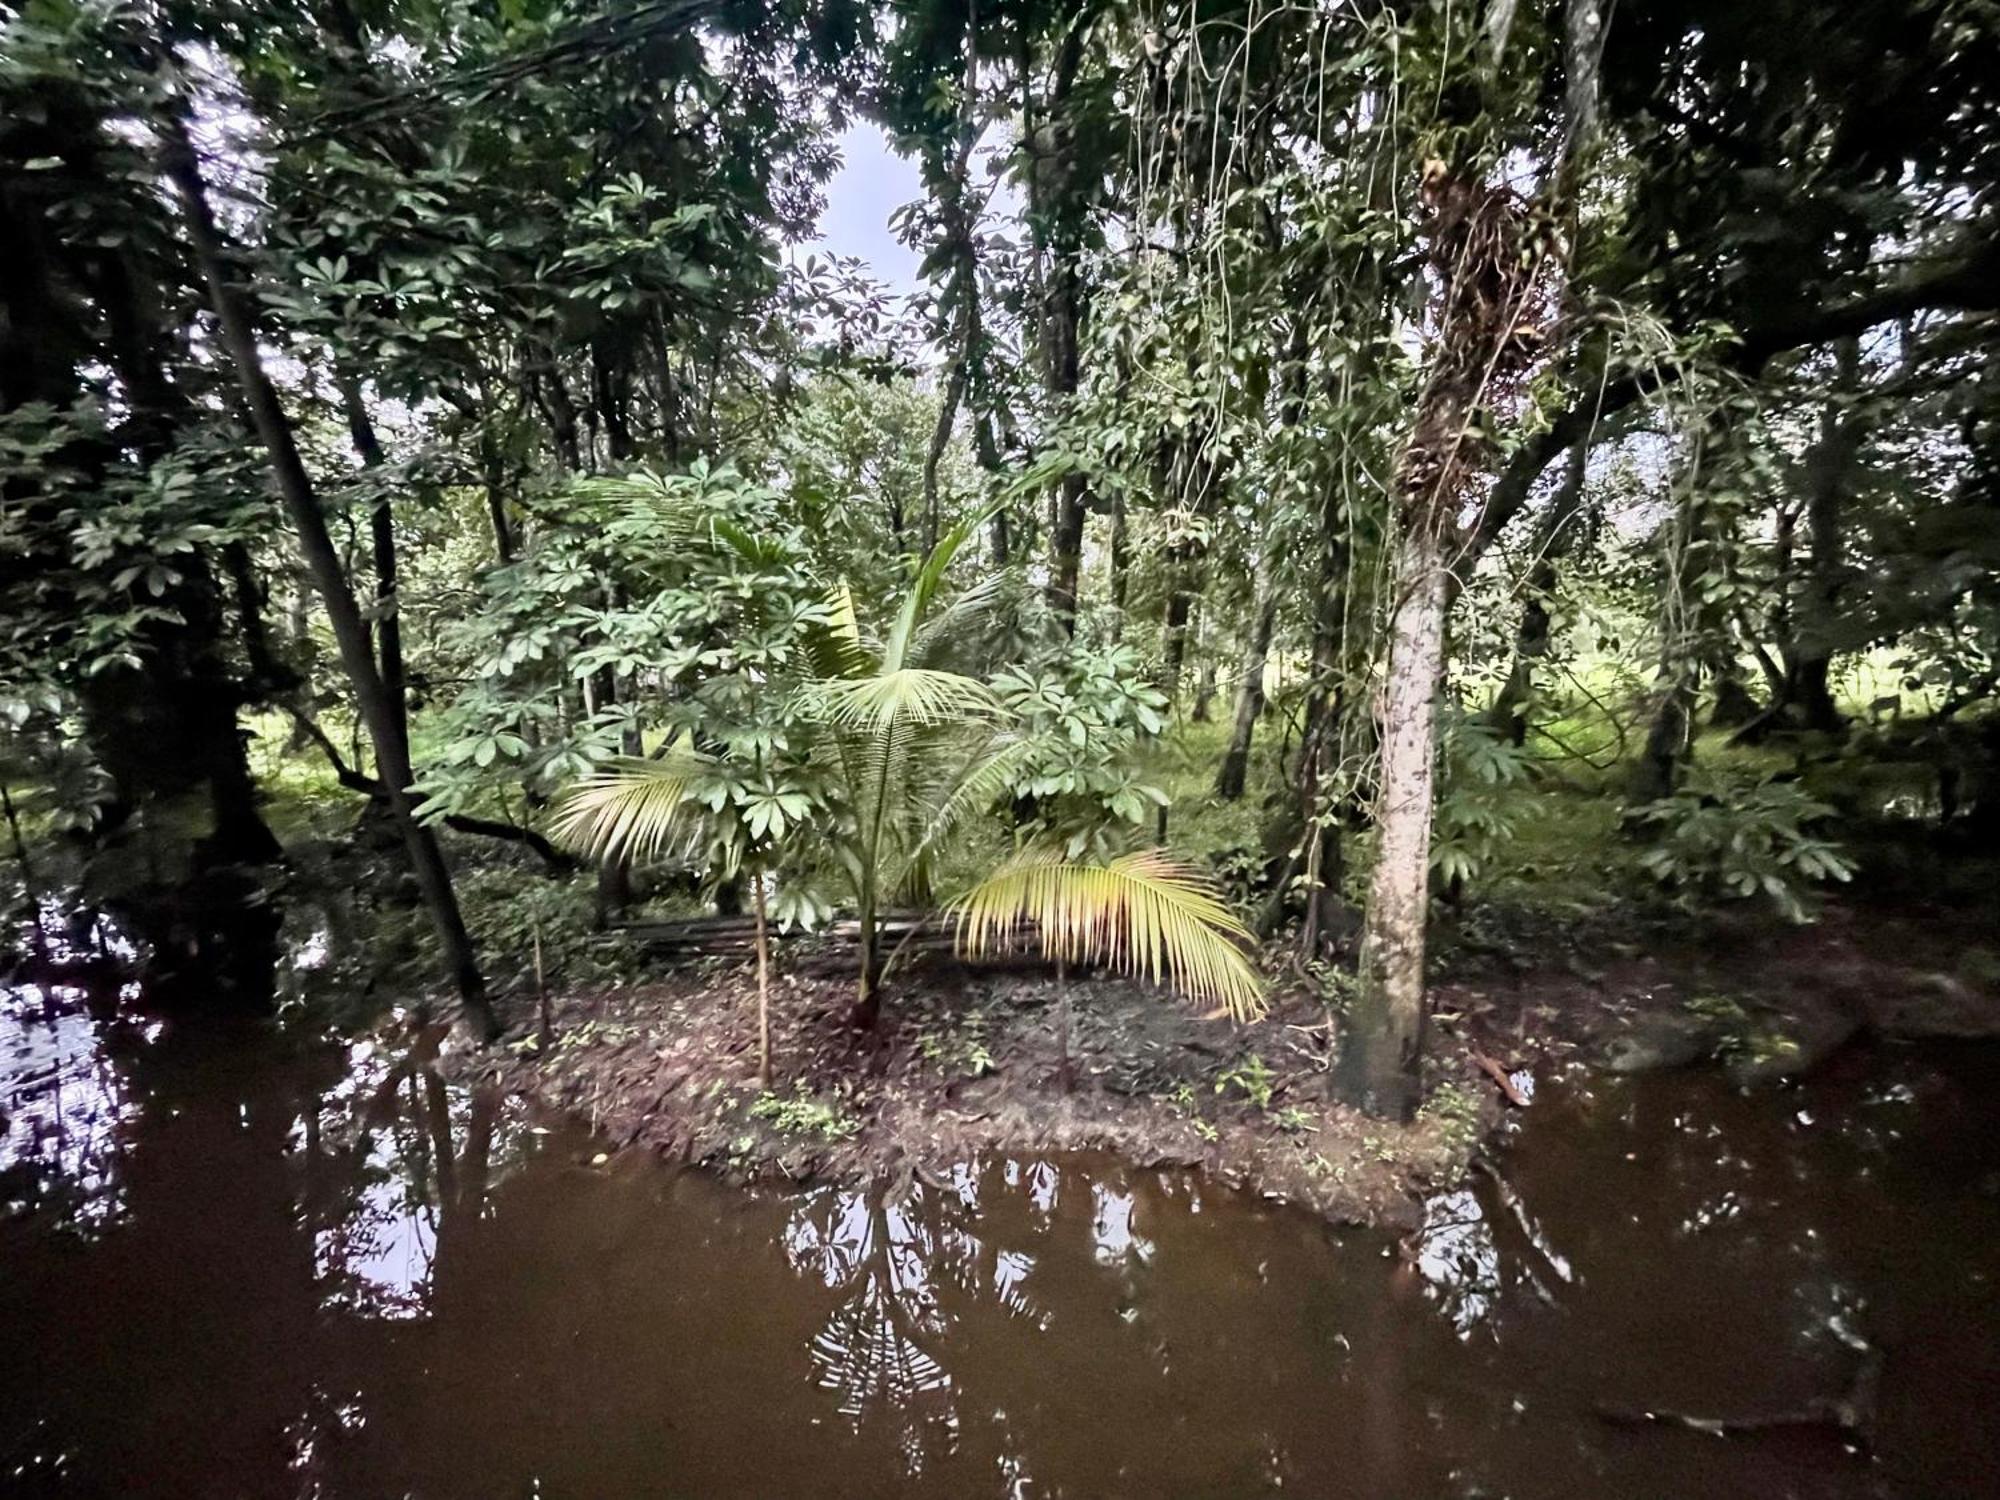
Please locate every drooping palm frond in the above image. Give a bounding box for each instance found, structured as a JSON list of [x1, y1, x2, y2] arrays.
[[947, 849, 1267, 1020], [800, 667, 1005, 735], [546, 752, 716, 865]]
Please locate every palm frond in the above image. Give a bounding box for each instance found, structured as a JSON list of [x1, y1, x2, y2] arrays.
[[802, 583, 874, 681], [947, 849, 1267, 1020], [799, 668, 1004, 735], [547, 753, 714, 865], [882, 503, 998, 670], [583, 473, 710, 534], [908, 568, 1011, 671], [900, 733, 1037, 892]]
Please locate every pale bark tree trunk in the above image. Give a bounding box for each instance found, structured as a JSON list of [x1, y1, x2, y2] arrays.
[[165, 121, 497, 1040], [1336, 525, 1447, 1119], [1338, 162, 1543, 1114]]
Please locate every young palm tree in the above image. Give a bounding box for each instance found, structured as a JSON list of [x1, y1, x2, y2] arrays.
[[796, 510, 1029, 1025], [553, 504, 1266, 1056]]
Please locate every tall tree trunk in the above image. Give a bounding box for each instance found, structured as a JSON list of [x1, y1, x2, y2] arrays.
[[1337, 524, 1447, 1120], [1783, 338, 1862, 732], [1487, 435, 1589, 743], [1217, 547, 1280, 800], [165, 122, 496, 1040], [1339, 155, 1543, 1119], [337, 374, 409, 762]]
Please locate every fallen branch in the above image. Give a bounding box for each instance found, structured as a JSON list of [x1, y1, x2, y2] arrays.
[[1597, 1345, 1882, 1456], [1473, 1051, 1531, 1107], [285, 704, 575, 874]]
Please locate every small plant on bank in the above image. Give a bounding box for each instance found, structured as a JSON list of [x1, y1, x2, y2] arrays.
[[750, 1086, 861, 1142], [1215, 1053, 1276, 1110], [1274, 1105, 1318, 1134], [918, 1010, 996, 1078], [1419, 1082, 1485, 1157]]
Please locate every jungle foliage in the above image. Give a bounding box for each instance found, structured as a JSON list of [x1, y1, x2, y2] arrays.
[[3, 0, 1997, 1116]]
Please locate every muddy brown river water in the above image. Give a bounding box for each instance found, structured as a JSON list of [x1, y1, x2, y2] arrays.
[[4, 957, 1998, 1497]]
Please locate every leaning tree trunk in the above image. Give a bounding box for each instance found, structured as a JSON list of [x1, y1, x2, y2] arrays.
[[165, 121, 497, 1040], [1336, 522, 1448, 1119]]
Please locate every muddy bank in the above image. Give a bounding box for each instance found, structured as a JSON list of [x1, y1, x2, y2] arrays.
[[457, 889, 2000, 1229], [456, 961, 1493, 1230], [1431, 893, 2000, 1087]]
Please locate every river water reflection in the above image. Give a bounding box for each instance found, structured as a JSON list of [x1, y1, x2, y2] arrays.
[[4, 966, 1998, 1497]]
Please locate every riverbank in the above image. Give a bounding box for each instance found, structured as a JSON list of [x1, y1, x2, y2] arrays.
[[452, 881, 2000, 1230], [456, 957, 1486, 1229]]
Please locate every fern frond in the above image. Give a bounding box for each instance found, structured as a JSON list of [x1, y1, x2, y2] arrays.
[[948, 849, 1266, 1019]]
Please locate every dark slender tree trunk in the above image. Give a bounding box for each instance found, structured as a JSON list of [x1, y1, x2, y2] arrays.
[[1709, 658, 1763, 728], [1628, 664, 1695, 804], [1488, 435, 1589, 743], [921, 355, 966, 560], [165, 121, 496, 1040], [1032, 28, 1090, 631], [338, 374, 409, 761], [1218, 549, 1280, 800], [593, 338, 633, 463], [532, 343, 582, 473], [1191, 655, 1218, 723], [1782, 338, 1862, 733]]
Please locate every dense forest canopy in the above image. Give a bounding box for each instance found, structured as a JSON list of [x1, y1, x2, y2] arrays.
[[3, 0, 1997, 1119]]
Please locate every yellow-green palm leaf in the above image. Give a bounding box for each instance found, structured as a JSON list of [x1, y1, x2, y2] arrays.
[[947, 849, 1267, 1020], [547, 753, 714, 865], [800, 667, 1003, 734]]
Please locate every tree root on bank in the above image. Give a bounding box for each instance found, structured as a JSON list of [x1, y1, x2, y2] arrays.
[[1597, 1345, 1882, 1456]]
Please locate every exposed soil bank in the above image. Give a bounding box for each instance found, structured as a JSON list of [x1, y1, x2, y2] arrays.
[[457, 891, 2000, 1230], [459, 961, 1481, 1229]]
